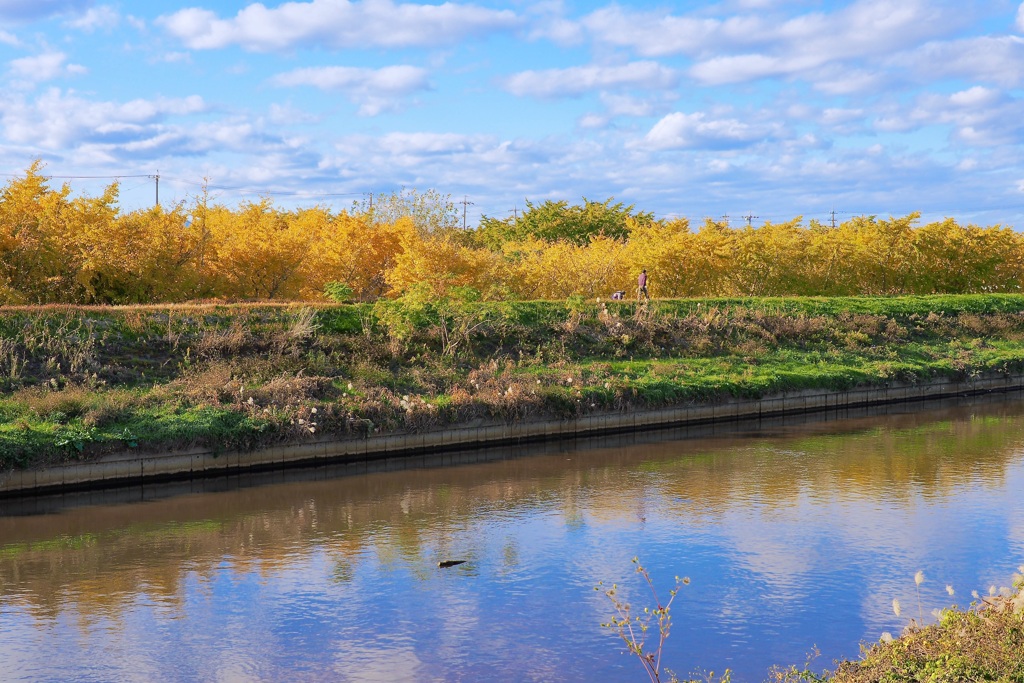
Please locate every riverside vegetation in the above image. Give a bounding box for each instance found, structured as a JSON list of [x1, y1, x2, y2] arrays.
[[4, 293, 1024, 469], [3, 163, 1024, 306], [605, 561, 1024, 683]]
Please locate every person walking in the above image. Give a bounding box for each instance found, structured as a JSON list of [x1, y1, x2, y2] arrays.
[[637, 269, 650, 300]]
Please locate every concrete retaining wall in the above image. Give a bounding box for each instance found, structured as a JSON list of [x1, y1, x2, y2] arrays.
[[3, 372, 1023, 496]]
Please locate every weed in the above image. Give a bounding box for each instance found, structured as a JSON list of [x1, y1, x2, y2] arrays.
[[598, 557, 692, 683]]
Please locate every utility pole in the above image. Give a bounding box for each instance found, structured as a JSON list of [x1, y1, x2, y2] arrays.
[[830, 209, 837, 229], [721, 213, 730, 226], [744, 212, 758, 227], [509, 206, 518, 221], [459, 195, 474, 229], [153, 171, 160, 208]]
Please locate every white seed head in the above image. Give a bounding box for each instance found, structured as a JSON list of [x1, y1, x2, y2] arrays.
[[914, 570, 924, 586], [946, 585, 954, 596], [892, 598, 901, 617]]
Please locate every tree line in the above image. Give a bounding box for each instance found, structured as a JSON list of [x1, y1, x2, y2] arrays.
[[0, 162, 1020, 304]]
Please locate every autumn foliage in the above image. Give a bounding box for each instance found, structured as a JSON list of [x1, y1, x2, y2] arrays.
[[1, 163, 1021, 305]]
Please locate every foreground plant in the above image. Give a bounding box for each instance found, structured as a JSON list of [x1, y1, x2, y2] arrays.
[[777, 568, 1024, 682], [598, 557, 703, 683]]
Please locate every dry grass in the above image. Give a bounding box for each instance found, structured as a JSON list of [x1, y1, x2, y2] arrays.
[[10, 384, 148, 428], [828, 591, 1024, 682], [194, 321, 254, 359]]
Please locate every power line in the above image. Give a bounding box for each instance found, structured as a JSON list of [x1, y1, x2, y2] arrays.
[[0, 173, 154, 179]]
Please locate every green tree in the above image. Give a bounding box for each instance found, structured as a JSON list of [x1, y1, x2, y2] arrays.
[[475, 197, 656, 248]]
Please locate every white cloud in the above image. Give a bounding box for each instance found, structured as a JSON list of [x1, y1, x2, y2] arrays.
[[525, 0, 583, 45], [692, 0, 949, 85], [271, 65, 430, 116], [377, 131, 484, 155], [66, 5, 121, 31], [504, 62, 678, 98], [8, 52, 86, 83], [0, 0, 90, 22], [582, 6, 720, 57], [583, 0, 954, 91], [896, 36, 1024, 87], [1018, 3, 1024, 33], [267, 103, 320, 126], [586, 0, 949, 59], [528, 17, 582, 45], [577, 113, 608, 129], [821, 108, 866, 126], [0, 89, 207, 149], [599, 93, 662, 118], [159, 52, 192, 64], [643, 110, 782, 150], [157, 0, 519, 52], [871, 87, 1024, 147], [948, 85, 1001, 107]]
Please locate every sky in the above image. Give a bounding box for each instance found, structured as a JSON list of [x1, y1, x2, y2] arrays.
[[0, 0, 1023, 228]]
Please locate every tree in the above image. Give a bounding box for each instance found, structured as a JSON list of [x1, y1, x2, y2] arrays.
[[356, 188, 460, 236], [206, 199, 312, 300], [476, 197, 656, 249]]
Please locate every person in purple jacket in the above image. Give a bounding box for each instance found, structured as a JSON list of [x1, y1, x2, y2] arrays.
[[637, 269, 649, 300]]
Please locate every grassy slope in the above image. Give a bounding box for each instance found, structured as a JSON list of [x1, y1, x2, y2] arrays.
[[3, 295, 1024, 468]]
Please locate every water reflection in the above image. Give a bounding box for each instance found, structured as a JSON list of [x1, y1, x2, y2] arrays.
[[1, 397, 1024, 681]]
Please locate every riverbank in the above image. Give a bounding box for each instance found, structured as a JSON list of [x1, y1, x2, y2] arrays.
[[5, 295, 1024, 485], [762, 580, 1024, 682], [3, 371, 1023, 495]]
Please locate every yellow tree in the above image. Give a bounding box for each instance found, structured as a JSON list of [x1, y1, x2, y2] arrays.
[[0, 162, 79, 303], [729, 218, 811, 296], [387, 224, 501, 297], [847, 213, 920, 294], [626, 218, 735, 298], [302, 210, 412, 301], [74, 205, 208, 303], [913, 219, 1023, 293], [805, 220, 861, 295], [206, 199, 312, 300], [688, 218, 738, 296], [510, 235, 629, 299]]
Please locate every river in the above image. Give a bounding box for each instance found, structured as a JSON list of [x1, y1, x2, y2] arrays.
[[2, 396, 1024, 682]]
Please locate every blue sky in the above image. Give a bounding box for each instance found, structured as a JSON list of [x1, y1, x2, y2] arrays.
[[1, 0, 1023, 228]]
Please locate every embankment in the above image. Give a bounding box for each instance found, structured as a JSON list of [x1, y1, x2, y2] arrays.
[[3, 370, 1023, 495], [7, 295, 1024, 493]]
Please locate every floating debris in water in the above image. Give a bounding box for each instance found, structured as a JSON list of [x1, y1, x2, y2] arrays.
[[438, 560, 467, 568]]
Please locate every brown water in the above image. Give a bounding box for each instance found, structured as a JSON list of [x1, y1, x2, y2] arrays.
[[2, 397, 1024, 682]]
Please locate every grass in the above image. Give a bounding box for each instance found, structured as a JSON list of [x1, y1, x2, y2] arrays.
[[763, 576, 1024, 683], [825, 599, 1024, 682], [4, 294, 1024, 469]]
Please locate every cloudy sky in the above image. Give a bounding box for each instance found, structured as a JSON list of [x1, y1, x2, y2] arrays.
[[1, 0, 1023, 227]]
